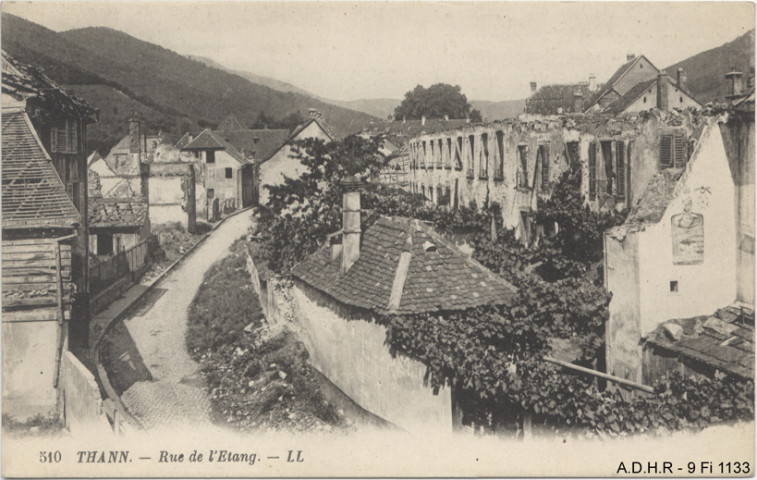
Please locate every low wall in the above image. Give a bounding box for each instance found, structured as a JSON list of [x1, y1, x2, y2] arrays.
[[60, 351, 113, 436]]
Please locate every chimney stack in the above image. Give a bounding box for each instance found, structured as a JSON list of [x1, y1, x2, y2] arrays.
[[129, 111, 141, 154], [421, 115, 426, 126], [657, 71, 669, 110], [626, 53, 636, 62], [444, 114, 449, 121], [725, 67, 744, 101], [308, 108, 318, 120], [530, 81, 537, 93], [676, 68, 688, 91], [588, 73, 597, 92], [341, 175, 362, 273], [573, 91, 584, 113]]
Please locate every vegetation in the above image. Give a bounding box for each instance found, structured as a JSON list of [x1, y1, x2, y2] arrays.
[[186, 240, 346, 432], [254, 135, 753, 436], [1, 13, 377, 153], [394, 83, 483, 122]]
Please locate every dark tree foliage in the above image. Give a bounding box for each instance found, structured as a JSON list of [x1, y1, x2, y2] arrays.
[[251, 111, 305, 131], [255, 136, 753, 436], [394, 83, 482, 121]]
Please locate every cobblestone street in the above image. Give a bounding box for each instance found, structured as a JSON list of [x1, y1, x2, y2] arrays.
[[121, 211, 255, 429]]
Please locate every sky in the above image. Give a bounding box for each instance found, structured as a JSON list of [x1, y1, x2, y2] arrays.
[[4, 1, 755, 102]]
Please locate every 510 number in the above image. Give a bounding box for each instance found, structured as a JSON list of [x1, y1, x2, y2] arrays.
[[39, 451, 61, 463]]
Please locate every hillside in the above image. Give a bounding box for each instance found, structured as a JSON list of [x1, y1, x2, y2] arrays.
[[1, 13, 377, 153], [471, 99, 526, 121], [665, 29, 755, 104]]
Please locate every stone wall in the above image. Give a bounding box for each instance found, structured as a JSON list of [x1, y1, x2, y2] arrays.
[[60, 351, 113, 435]]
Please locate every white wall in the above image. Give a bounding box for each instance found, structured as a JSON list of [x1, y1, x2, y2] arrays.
[[636, 120, 737, 336], [291, 284, 453, 433]]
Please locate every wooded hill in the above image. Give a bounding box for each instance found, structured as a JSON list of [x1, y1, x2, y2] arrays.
[[1, 13, 377, 155]]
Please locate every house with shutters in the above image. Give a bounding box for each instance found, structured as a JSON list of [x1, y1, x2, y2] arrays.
[[2, 51, 97, 419], [289, 178, 517, 432]]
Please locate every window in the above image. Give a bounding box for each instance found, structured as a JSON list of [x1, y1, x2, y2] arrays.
[[479, 133, 489, 179], [517, 145, 529, 188], [207, 188, 215, 198], [194, 151, 200, 159], [446, 138, 453, 169], [616, 140, 626, 199], [669, 281, 679, 293], [453, 179, 459, 209], [206, 150, 216, 163], [225, 168, 233, 179], [588, 143, 597, 200], [97, 234, 114, 256], [538, 144, 550, 190], [467, 135, 475, 178], [50, 119, 78, 154], [429, 186, 434, 203], [114, 235, 123, 253], [455, 137, 463, 170], [430, 140, 435, 168], [495, 131, 505, 180], [438, 139, 444, 168], [421, 141, 427, 169], [438, 185, 451, 206], [659, 132, 685, 169], [601, 141, 613, 195]]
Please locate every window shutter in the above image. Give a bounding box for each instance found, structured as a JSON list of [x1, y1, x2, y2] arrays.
[[455, 137, 463, 170], [50, 127, 58, 153], [496, 131, 505, 179], [659, 134, 673, 168], [674, 134, 685, 168], [68, 119, 78, 154], [540, 145, 550, 189], [589, 143, 597, 200]]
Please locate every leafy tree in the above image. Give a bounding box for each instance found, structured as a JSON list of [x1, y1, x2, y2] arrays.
[[394, 83, 482, 121], [251, 111, 305, 131]]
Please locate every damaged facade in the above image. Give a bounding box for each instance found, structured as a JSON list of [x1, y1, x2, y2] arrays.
[[2, 51, 97, 419]]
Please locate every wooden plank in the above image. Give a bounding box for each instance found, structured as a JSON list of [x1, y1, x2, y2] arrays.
[[2, 250, 72, 261], [1, 274, 59, 284], [2, 239, 56, 247], [2, 295, 72, 308], [2, 258, 69, 268], [2, 282, 60, 292], [2, 307, 60, 322]]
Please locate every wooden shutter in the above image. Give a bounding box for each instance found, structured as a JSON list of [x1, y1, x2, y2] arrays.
[[496, 131, 505, 179], [589, 143, 597, 200], [540, 145, 550, 189], [659, 134, 673, 168], [480, 133, 488, 178], [616, 141, 625, 198], [674, 133, 685, 168], [455, 137, 463, 170], [50, 127, 58, 153]]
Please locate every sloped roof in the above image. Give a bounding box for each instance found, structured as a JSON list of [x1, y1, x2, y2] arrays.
[[217, 114, 246, 131], [622, 168, 684, 226], [182, 129, 248, 164], [646, 304, 754, 379], [525, 83, 593, 115], [2, 51, 97, 121], [219, 129, 290, 161], [604, 79, 658, 115], [88, 196, 147, 229], [2, 111, 81, 230], [289, 116, 335, 143], [291, 216, 517, 315], [175, 132, 194, 150], [585, 55, 659, 112]]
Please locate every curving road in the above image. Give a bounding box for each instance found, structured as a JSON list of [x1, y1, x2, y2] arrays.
[[121, 210, 255, 429]]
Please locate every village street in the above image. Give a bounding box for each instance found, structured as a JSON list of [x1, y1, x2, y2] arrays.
[[120, 211, 255, 429]]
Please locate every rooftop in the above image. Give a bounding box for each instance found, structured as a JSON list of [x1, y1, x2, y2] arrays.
[[2, 111, 81, 230], [646, 304, 755, 379], [181, 129, 248, 164], [88, 196, 148, 229], [525, 83, 594, 115], [291, 215, 517, 316]]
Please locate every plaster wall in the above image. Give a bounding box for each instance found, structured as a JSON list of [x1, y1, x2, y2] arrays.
[[623, 82, 700, 114], [291, 282, 453, 433]]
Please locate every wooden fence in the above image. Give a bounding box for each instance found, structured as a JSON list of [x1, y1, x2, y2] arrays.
[[89, 242, 149, 295]]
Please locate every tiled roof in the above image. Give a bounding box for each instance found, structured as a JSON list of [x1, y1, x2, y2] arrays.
[[219, 129, 289, 161], [2, 111, 81, 230], [289, 116, 335, 143], [182, 129, 248, 164], [291, 216, 517, 315], [525, 83, 593, 115], [217, 114, 246, 131], [646, 305, 754, 379], [604, 79, 657, 115], [2, 51, 97, 121], [584, 55, 658, 112], [88, 196, 147, 229]]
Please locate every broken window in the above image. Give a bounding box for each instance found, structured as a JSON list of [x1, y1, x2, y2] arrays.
[[430, 140, 435, 168], [446, 138, 453, 169], [455, 136, 463, 170], [601, 141, 613, 195], [616, 140, 626, 199], [479, 133, 489, 179], [467, 135, 475, 178], [538, 144, 550, 190], [438, 139, 444, 168], [517, 145, 529, 188], [495, 131, 505, 180], [659, 132, 686, 169], [589, 142, 597, 200]]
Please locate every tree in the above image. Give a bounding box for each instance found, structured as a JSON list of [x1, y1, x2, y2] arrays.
[[394, 83, 481, 121]]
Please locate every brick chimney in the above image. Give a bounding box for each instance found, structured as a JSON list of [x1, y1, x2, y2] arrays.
[[676, 68, 688, 91], [657, 71, 669, 110], [588, 73, 597, 92], [725, 68, 744, 101], [530, 81, 537, 93], [341, 175, 362, 273], [627, 53, 636, 62], [129, 111, 141, 154]]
